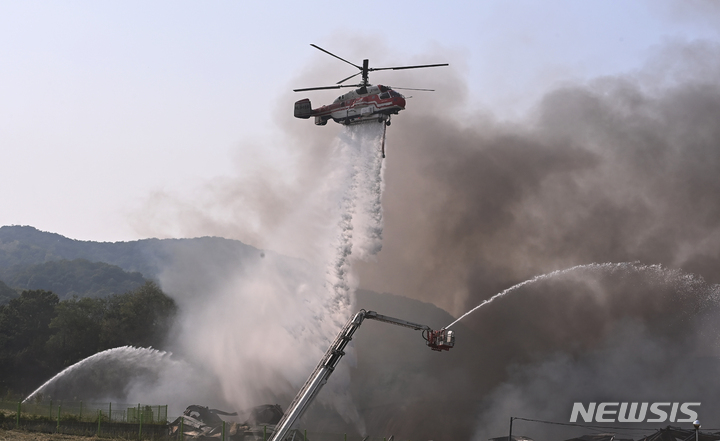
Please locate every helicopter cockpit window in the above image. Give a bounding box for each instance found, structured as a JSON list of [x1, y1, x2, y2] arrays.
[[389, 90, 403, 98], [379, 92, 390, 99]]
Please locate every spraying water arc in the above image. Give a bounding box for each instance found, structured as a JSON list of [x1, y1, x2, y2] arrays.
[[24, 346, 182, 403], [445, 262, 690, 329]]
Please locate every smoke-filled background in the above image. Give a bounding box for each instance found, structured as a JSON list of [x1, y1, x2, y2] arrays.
[[136, 38, 720, 440], [5, 2, 720, 441], [365, 39, 720, 439], [105, 36, 720, 441], [370, 39, 720, 439]]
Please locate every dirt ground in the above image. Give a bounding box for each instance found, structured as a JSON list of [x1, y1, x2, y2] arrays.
[[0, 429, 102, 441]]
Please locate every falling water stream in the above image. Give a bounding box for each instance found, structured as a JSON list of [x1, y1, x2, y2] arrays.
[[326, 122, 386, 303]]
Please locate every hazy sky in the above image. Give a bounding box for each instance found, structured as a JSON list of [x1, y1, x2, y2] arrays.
[[2, 0, 719, 242]]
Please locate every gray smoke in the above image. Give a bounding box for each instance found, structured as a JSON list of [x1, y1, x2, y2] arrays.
[[356, 39, 720, 316], [461, 264, 720, 440], [348, 39, 720, 440]]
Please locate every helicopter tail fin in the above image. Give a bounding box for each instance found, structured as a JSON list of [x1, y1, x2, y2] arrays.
[[294, 98, 313, 119]]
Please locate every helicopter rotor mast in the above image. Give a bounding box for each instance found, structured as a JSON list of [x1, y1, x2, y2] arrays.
[[295, 44, 448, 91]]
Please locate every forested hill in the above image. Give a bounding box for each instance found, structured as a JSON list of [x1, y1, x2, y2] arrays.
[[1, 259, 147, 301], [0, 225, 264, 303], [0, 225, 262, 279]]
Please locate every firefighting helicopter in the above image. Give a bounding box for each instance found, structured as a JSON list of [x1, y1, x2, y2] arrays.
[[293, 44, 448, 156]]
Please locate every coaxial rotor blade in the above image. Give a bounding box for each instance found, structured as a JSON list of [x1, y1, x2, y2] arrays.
[[310, 44, 362, 69], [336, 72, 362, 84], [293, 84, 360, 92], [370, 63, 449, 72], [390, 87, 436, 91]]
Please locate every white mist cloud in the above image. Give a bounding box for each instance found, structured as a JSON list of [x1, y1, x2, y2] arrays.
[[152, 125, 388, 434]]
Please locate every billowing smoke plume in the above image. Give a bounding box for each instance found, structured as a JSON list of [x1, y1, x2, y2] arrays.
[[356, 39, 720, 317], [323, 39, 720, 440], [348, 39, 720, 440]]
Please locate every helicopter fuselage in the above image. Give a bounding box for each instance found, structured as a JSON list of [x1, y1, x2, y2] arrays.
[[294, 84, 405, 126]]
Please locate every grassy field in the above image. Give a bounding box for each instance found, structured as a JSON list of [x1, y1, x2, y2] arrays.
[[0, 429, 104, 440]]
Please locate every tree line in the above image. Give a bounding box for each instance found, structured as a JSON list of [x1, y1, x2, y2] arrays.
[[0, 282, 177, 397]]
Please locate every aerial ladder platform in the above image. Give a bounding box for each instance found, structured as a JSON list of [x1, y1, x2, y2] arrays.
[[268, 309, 454, 441]]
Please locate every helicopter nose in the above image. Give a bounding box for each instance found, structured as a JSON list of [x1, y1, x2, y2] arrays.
[[396, 96, 406, 108]]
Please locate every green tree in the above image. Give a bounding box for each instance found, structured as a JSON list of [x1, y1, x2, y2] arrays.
[[46, 296, 106, 368], [0, 283, 177, 396], [101, 281, 177, 349], [0, 279, 18, 305], [0, 290, 58, 394]]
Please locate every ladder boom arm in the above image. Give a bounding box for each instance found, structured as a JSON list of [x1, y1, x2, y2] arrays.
[[267, 309, 453, 441], [363, 310, 432, 331]]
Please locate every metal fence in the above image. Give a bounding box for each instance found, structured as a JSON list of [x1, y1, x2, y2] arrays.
[[0, 397, 169, 438], [0, 398, 408, 441]]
